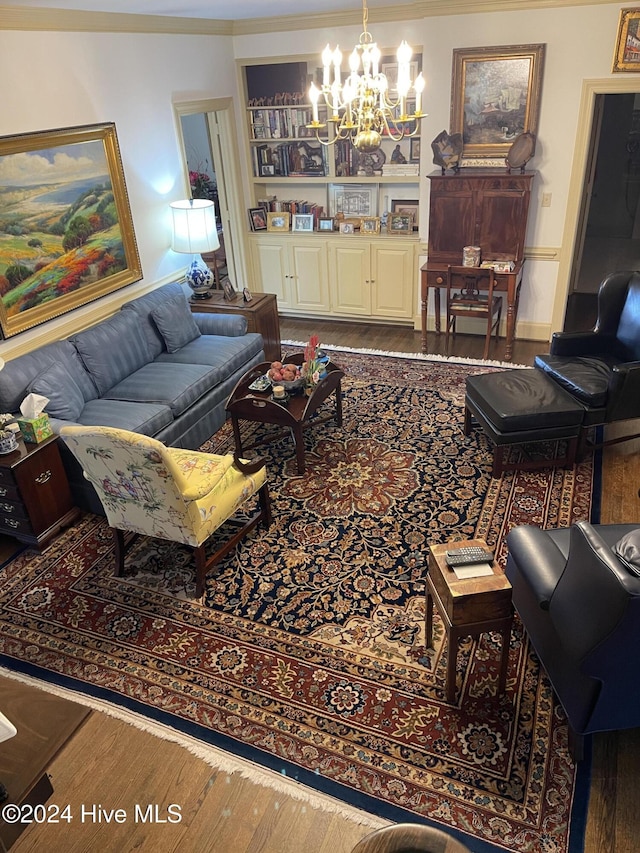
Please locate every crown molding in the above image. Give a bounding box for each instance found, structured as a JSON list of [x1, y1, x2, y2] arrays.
[[0, 6, 232, 34], [0, 0, 620, 36]]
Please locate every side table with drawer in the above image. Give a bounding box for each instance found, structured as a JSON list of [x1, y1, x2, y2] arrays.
[[190, 291, 281, 363], [0, 436, 79, 549]]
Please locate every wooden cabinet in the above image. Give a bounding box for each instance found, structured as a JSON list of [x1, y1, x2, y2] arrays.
[[0, 436, 78, 548], [426, 169, 534, 265], [328, 238, 416, 320], [250, 235, 330, 314], [190, 290, 282, 363]]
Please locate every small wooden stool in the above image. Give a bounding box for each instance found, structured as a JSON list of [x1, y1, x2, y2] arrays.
[[426, 539, 513, 704]]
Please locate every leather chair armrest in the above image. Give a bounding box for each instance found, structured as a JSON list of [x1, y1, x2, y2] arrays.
[[548, 522, 634, 662], [607, 361, 640, 421], [505, 525, 568, 610], [549, 331, 617, 357]]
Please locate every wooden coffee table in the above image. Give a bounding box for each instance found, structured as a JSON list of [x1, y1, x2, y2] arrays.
[[226, 352, 345, 474], [427, 539, 513, 704]]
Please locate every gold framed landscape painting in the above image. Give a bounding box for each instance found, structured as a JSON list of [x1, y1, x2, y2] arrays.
[[0, 122, 141, 338], [450, 43, 545, 159], [613, 9, 640, 72]]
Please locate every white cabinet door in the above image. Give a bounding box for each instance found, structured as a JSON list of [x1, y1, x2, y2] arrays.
[[328, 242, 371, 315], [251, 239, 293, 309], [289, 241, 330, 312], [371, 242, 415, 319]]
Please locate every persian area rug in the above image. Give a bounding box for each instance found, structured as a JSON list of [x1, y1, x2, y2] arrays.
[[0, 349, 596, 853]]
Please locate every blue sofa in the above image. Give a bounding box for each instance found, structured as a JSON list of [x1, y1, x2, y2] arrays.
[[0, 282, 265, 513]]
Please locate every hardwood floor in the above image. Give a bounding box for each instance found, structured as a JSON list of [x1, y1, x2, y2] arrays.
[[6, 319, 640, 853]]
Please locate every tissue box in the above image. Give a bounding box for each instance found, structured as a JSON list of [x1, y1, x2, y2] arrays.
[[16, 414, 53, 444]]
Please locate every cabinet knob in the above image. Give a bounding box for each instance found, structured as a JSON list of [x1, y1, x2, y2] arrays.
[[0, 502, 13, 513], [436, 276, 444, 284], [3, 518, 19, 528], [0, 487, 7, 497], [35, 470, 52, 484]]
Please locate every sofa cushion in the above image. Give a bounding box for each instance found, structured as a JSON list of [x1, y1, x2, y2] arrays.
[[121, 282, 187, 358], [27, 361, 86, 421], [154, 332, 264, 373], [71, 310, 152, 396], [78, 398, 174, 436], [151, 294, 201, 353], [534, 354, 621, 408], [102, 362, 223, 418], [0, 340, 98, 413]]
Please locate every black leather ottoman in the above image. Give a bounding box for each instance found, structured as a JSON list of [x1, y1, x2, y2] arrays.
[[464, 369, 585, 477]]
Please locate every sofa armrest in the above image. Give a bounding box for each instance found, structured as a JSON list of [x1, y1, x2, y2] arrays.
[[193, 312, 248, 337]]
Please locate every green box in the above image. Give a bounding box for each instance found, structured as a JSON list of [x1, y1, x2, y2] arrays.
[[16, 413, 53, 444]]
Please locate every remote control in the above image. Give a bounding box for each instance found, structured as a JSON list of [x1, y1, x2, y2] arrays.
[[445, 546, 494, 567]]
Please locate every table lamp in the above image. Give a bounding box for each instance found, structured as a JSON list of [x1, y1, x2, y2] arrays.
[[170, 198, 220, 299]]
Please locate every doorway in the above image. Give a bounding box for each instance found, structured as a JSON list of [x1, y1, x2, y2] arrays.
[[174, 98, 248, 291], [565, 92, 640, 332]]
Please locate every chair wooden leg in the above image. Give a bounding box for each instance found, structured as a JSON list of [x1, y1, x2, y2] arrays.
[[258, 482, 272, 526]]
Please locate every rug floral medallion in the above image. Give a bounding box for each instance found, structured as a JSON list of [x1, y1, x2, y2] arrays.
[[0, 350, 595, 853]]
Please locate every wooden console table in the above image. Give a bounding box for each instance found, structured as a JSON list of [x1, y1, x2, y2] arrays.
[[190, 291, 281, 363], [420, 261, 524, 361]]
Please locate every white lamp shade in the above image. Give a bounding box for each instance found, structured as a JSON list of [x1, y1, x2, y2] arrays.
[[170, 199, 220, 254]]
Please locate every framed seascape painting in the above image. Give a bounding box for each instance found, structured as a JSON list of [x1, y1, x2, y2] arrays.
[[613, 9, 640, 72], [450, 44, 545, 160], [0, 122, 141, 338]]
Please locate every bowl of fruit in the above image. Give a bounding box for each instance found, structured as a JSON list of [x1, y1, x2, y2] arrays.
[[266, 360, 306, 391]]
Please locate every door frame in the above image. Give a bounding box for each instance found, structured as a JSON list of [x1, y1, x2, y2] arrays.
[[552, 76, 640, 333], [173, 97, 249, 289]]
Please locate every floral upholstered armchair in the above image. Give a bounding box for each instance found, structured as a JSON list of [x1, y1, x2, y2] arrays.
[[60, 425, 270, 597]]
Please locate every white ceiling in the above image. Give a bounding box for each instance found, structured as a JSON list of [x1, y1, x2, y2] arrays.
[[3, 0, 409, 20]]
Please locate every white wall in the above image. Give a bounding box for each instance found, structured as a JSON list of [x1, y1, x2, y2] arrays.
[[0, 3, 630, 357], [0, 29, 235, 357]]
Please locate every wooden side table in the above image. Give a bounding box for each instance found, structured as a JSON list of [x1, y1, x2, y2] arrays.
[[426, 539, 513, 704], [0, 436, 78, 549], [190, 291, 281, 363]]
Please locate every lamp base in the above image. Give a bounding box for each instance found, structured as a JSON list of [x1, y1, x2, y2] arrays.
[[186, 254, 215, 299]]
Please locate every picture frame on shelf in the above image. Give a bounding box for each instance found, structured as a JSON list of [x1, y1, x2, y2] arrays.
[[292, 213, 314, 232], [328, 183, 377, 218], [318, 217, 334, 232], [360, 216, 381, 235], [242, 287, 253, 303], [0, 122, 142, 339], [450, 43, 545, 159], [261, 164, 276, 177], [613, 9, 640, 72], [222, 279, 237, 301], [339, 221, 356, 235], [266, 212, 290, 232], [409, 138, 420, 163], [391, 199, 419, 230], [248, 207, 268, 231], [387, 212, 414, 235]]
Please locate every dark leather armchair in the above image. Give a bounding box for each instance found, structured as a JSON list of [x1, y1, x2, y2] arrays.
[[534, 270, 640, 429], [505, 521, 640, 759]]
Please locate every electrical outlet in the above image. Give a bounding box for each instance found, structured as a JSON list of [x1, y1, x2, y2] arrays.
[[541, 192, 552, 207]]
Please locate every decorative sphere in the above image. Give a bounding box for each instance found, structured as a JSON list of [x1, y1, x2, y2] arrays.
[[355, 130, 382, 152]]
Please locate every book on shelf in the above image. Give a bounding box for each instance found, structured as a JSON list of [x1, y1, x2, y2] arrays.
[[381, 164, 419, 176]]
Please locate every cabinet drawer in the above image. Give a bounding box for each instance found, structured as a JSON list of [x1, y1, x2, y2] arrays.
[[0, 481, 21, 501], [0, 466, 16, 487], [0, 499, 29, 521], [0, 513, 33, 537]]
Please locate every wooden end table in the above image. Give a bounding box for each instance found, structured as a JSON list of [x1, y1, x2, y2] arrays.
[[190, 291, 281, 363], [226, 352, 344, 475], [427, 539, 513, 704]]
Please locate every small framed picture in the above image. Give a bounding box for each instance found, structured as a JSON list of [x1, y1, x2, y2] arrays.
[[292, 213, 314, 232], [249, 207, 267, 231], [339, 220, 356, 234], [267, 212, 290, 232], [318, 217, 334, 231], [242, 287, 253, 303], [391, 199, 419, 230], [359, 216, 380, 235], [409, 138, 421, 163], [387, 212, 414, 234], [222, 279, 237, 301], [260, 164, 275, 177]]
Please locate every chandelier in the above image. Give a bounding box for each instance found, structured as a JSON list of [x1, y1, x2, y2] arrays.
[[307, 0, 426, 153]]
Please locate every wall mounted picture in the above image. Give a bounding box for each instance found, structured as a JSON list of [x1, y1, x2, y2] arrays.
[[450, 43, 545, 159], [249, 207, 267, 231], [266, 212, 290, 232], [328, 183, 377, 218], [292, 213, 314, 232], [387, 212, 414, 234], [0, 122, 142, 338], [391, 199, 419, 230], [613, 9, 640, 72]]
